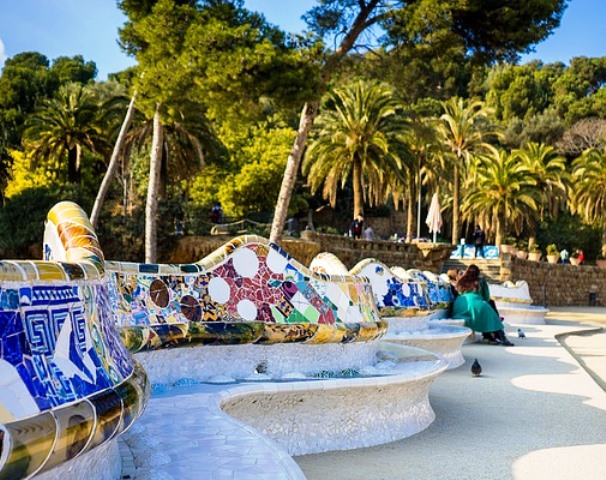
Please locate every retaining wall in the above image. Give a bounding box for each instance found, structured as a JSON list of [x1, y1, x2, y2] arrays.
[[502, 254, 606, 306]]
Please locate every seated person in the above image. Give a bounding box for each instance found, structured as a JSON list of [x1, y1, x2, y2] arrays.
[[466, 264, 503, 319], [446, 268, 462, 316], [452, 265, 514, 346]]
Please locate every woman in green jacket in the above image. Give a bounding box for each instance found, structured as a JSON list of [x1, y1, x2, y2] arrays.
[[452, 265, 514, 346]]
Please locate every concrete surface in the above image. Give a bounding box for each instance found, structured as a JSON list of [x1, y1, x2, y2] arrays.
[[295, 307, 606, 480]]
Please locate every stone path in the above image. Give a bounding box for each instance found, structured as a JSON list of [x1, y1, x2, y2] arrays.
[[121, 384, 305, 480]]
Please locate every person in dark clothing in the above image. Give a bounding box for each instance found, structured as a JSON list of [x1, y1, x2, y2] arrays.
[[473, 225, 486, 258], [350, 216, 364, 239]]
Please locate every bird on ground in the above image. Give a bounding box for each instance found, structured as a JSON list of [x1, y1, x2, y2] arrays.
[[471, 358, 482, 377], [517, 328, 526, 338]]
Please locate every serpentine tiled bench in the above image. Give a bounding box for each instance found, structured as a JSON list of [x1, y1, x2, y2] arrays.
[[41, 203, 448, 470], [310, 254, 470, 368], [489, 280, 548, 324], [0, 202, 149, 480]]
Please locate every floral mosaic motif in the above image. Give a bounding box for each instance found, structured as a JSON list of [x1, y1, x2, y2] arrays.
[[354, 262, 431, 310]]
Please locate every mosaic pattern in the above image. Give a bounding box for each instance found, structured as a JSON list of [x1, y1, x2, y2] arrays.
[[309, 253, 452, 315], [404, 269, 453, 307], [0, 202, 149, 479], [351, 260, 430, 313], [103, 236, 386, 350]]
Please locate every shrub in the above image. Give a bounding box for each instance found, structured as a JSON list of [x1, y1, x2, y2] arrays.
[[546, 244, 558, 256]]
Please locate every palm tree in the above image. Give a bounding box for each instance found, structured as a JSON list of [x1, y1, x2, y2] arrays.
[[146, 104, 164, 263], [462, 148, 538, 246], [25, 83, 103, 183], [125, 102, 224, 263], [400, 120, 442, 241], [437, 97, 495, 244], [512, 141, 570, 245], [302, 80, 408, 221], [571, 148, 606, 256]]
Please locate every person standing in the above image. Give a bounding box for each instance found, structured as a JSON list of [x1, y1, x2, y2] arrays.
[[350, 216, 364, 239], [364, 224, 375, 240], [473, 225, 486, 258]]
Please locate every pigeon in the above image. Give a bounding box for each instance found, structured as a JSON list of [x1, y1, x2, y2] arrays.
[[517, 328, 526, 338], [471, 358, 482, 377]]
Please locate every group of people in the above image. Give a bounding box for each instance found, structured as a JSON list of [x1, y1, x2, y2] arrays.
[[350, 216, 375, 240], [447, 265, 515, 346], [559, 248, 584, 264]]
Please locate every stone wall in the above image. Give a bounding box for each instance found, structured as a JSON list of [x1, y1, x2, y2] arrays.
[[502, 254, 606, 306], [166, 232, 454, 272], [299, 232, 454, 270]]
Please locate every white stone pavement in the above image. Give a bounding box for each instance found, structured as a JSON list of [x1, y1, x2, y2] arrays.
[[296, 317, 606, 480], [121, 383, 306, 480]]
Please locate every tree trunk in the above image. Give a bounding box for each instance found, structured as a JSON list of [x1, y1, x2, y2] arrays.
[[352, 157, 364, 219], [269, 101, 318, 243], [527, 217, 537, 249], [145, 104, 163, 263], [406, 174, 415, 242], [496, 212, 505, 247], [90, 94, 137, 229], [269, 1, 381, 244], [451, 162, 460, 245], [602, 220, 606, 257], [67, 147, 78, 183]]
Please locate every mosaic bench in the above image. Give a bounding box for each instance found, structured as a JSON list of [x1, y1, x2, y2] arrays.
[[0, 202, 149, 480], [42, 202, 449, 465], [310, 254, 470, 369], [489, 281, 548, 325]]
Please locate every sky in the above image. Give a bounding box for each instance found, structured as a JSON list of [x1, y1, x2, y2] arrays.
[[1, 0, 605, 80]]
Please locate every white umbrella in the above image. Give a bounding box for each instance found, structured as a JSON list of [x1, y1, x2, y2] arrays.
[[425, 192, 443, 243]]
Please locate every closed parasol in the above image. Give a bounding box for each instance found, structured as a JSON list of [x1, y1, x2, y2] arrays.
[[425, 193, 443, 243]]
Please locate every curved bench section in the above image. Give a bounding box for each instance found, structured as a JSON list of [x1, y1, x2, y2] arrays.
[[102, 235, 386, 355], [221, 342, 447, 455], [383, 319, 470, 369], [123, 343, 447, 478], [310, 256, 465, 368], [489, 280, 547, 325], [0, 252, 148, 478]]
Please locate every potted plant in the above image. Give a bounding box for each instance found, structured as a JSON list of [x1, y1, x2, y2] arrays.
[[499, 236, 516, 254], [570, 249, 581, 266], [546, 244, 559, 264], [597, 253, 606, 268], [516, 241, 528, 260], [528, 244, 542, 262]]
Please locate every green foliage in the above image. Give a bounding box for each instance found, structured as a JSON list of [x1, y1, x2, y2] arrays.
[[303, 80, 409, 217], [546, 243, 558, 256], [553, 57, 606, 124], [0, 185, 93, 258], [219, 120, 297, 217], [462, 148, 538, 244], [316, 225, 341, 235], [24, 83, 104, 183], [536, 213, 601, 262], [49, 55, 97, 85], [5, 149, 62, 197]]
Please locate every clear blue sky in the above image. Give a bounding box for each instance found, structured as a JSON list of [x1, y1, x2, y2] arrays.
[[1, 0, 605, 80]]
